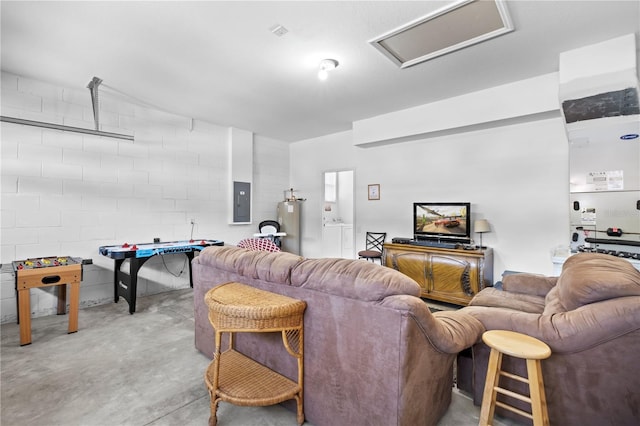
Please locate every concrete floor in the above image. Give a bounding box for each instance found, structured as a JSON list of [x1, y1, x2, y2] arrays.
[[1, 288, 520, 426]]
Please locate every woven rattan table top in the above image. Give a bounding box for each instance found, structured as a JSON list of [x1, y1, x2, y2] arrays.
[[205, 282, 306, 331]]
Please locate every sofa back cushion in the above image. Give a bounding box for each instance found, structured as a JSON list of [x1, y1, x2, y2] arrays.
[[557, 252, 640, 311], [197, 246, 303, 284], [291, 257, 421, 301], [198, 246, 421, 302], [502, 273, 557, 297]]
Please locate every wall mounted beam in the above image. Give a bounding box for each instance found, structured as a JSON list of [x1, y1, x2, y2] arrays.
[[0, 116, 134, 141]]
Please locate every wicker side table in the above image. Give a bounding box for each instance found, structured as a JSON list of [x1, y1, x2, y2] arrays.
[[204, 282, 306, 426]]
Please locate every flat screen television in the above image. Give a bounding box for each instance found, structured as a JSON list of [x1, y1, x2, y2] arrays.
[[413, 202, 471, 243]]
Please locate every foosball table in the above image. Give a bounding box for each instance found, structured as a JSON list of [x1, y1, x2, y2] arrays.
[[99, 239, 224, 314], [12, 256, 83, 346]]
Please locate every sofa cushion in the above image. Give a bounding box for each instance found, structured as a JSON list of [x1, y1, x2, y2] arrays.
[[469, 287, 545, 313], [557, 252, 640, 311], [502, 273, 557, 297], [542, 286, 566, 315], [291, 257, 421, 301], [197, 246, 303, 284]]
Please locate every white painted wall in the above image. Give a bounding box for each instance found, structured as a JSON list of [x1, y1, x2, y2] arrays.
[[353, 73, 560, 146], [337, 170, 354, 225], [0, 69, 578, 323], [291, 118, 570, 276], [291, 131, 359, 259], [0, 72, 289, 323]]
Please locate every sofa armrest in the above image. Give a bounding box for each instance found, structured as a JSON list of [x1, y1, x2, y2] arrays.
[[502, 273, 558, 297], [430, 311, 486, 352], [381, 295, 485, 353], [462, 296, 640, 353]]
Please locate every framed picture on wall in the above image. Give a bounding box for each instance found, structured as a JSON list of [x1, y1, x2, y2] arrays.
[[368, 184, 380, 200]]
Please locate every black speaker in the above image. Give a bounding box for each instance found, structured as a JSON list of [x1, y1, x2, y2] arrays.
[[392, 237, 411, 244]]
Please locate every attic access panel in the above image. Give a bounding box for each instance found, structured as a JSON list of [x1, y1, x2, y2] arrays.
[[370, 0, 514, 68]]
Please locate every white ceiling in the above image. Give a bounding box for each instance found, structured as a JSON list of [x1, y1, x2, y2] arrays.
[[2, 1, 639, 142]]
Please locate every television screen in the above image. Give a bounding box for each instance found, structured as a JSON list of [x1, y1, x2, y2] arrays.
[[413, 202, 471, 242]]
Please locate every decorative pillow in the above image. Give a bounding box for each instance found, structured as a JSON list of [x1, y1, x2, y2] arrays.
[[237, 238, 281, 252], [556, 252, 640, 311]]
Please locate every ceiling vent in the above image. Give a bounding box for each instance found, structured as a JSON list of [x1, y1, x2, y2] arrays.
[[559, 34, 640, 143], [369, 0, 513, 68]]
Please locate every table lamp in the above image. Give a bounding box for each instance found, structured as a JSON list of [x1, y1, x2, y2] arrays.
[[474, 219, 491, 249]]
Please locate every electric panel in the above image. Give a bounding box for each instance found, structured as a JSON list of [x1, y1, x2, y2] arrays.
[[233, 181, 251, 223]]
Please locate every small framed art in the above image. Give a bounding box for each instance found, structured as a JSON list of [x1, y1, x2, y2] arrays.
[[368, 184, 380, 200]]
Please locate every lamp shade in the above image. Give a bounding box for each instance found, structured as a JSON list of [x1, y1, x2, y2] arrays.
[[474, 219, 491, 233]]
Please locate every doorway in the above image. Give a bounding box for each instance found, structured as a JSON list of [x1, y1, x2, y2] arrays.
[[321, 170, 355, 258]]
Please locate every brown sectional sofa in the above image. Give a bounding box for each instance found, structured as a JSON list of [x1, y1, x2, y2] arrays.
[[458, 252, 640, 426], [192, 246, 484, 426]]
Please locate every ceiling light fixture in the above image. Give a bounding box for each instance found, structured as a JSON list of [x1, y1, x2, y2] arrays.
[[318, 59, 339, 81]]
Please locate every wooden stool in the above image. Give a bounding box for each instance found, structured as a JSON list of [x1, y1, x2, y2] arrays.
[[479, 330, 551, 426], [204, 282, 306, 426]]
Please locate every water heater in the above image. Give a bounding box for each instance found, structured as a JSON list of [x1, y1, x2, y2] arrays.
[[278, 201, 301, 255]]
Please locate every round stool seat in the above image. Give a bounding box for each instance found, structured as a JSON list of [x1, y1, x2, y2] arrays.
[[358, 250, 381, 257], [482, 330, 551, 360]]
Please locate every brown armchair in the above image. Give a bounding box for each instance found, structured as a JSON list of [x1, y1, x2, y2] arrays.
[[458, 253, 640, 426]]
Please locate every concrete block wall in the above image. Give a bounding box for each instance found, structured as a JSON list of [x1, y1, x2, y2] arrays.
[[0, 72, 290, 323]]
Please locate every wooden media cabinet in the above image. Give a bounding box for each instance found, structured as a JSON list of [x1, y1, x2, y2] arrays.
[[383, 243, 493, 306]]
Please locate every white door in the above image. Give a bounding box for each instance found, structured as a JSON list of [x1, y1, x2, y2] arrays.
[[321, 170, 355, 258]]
